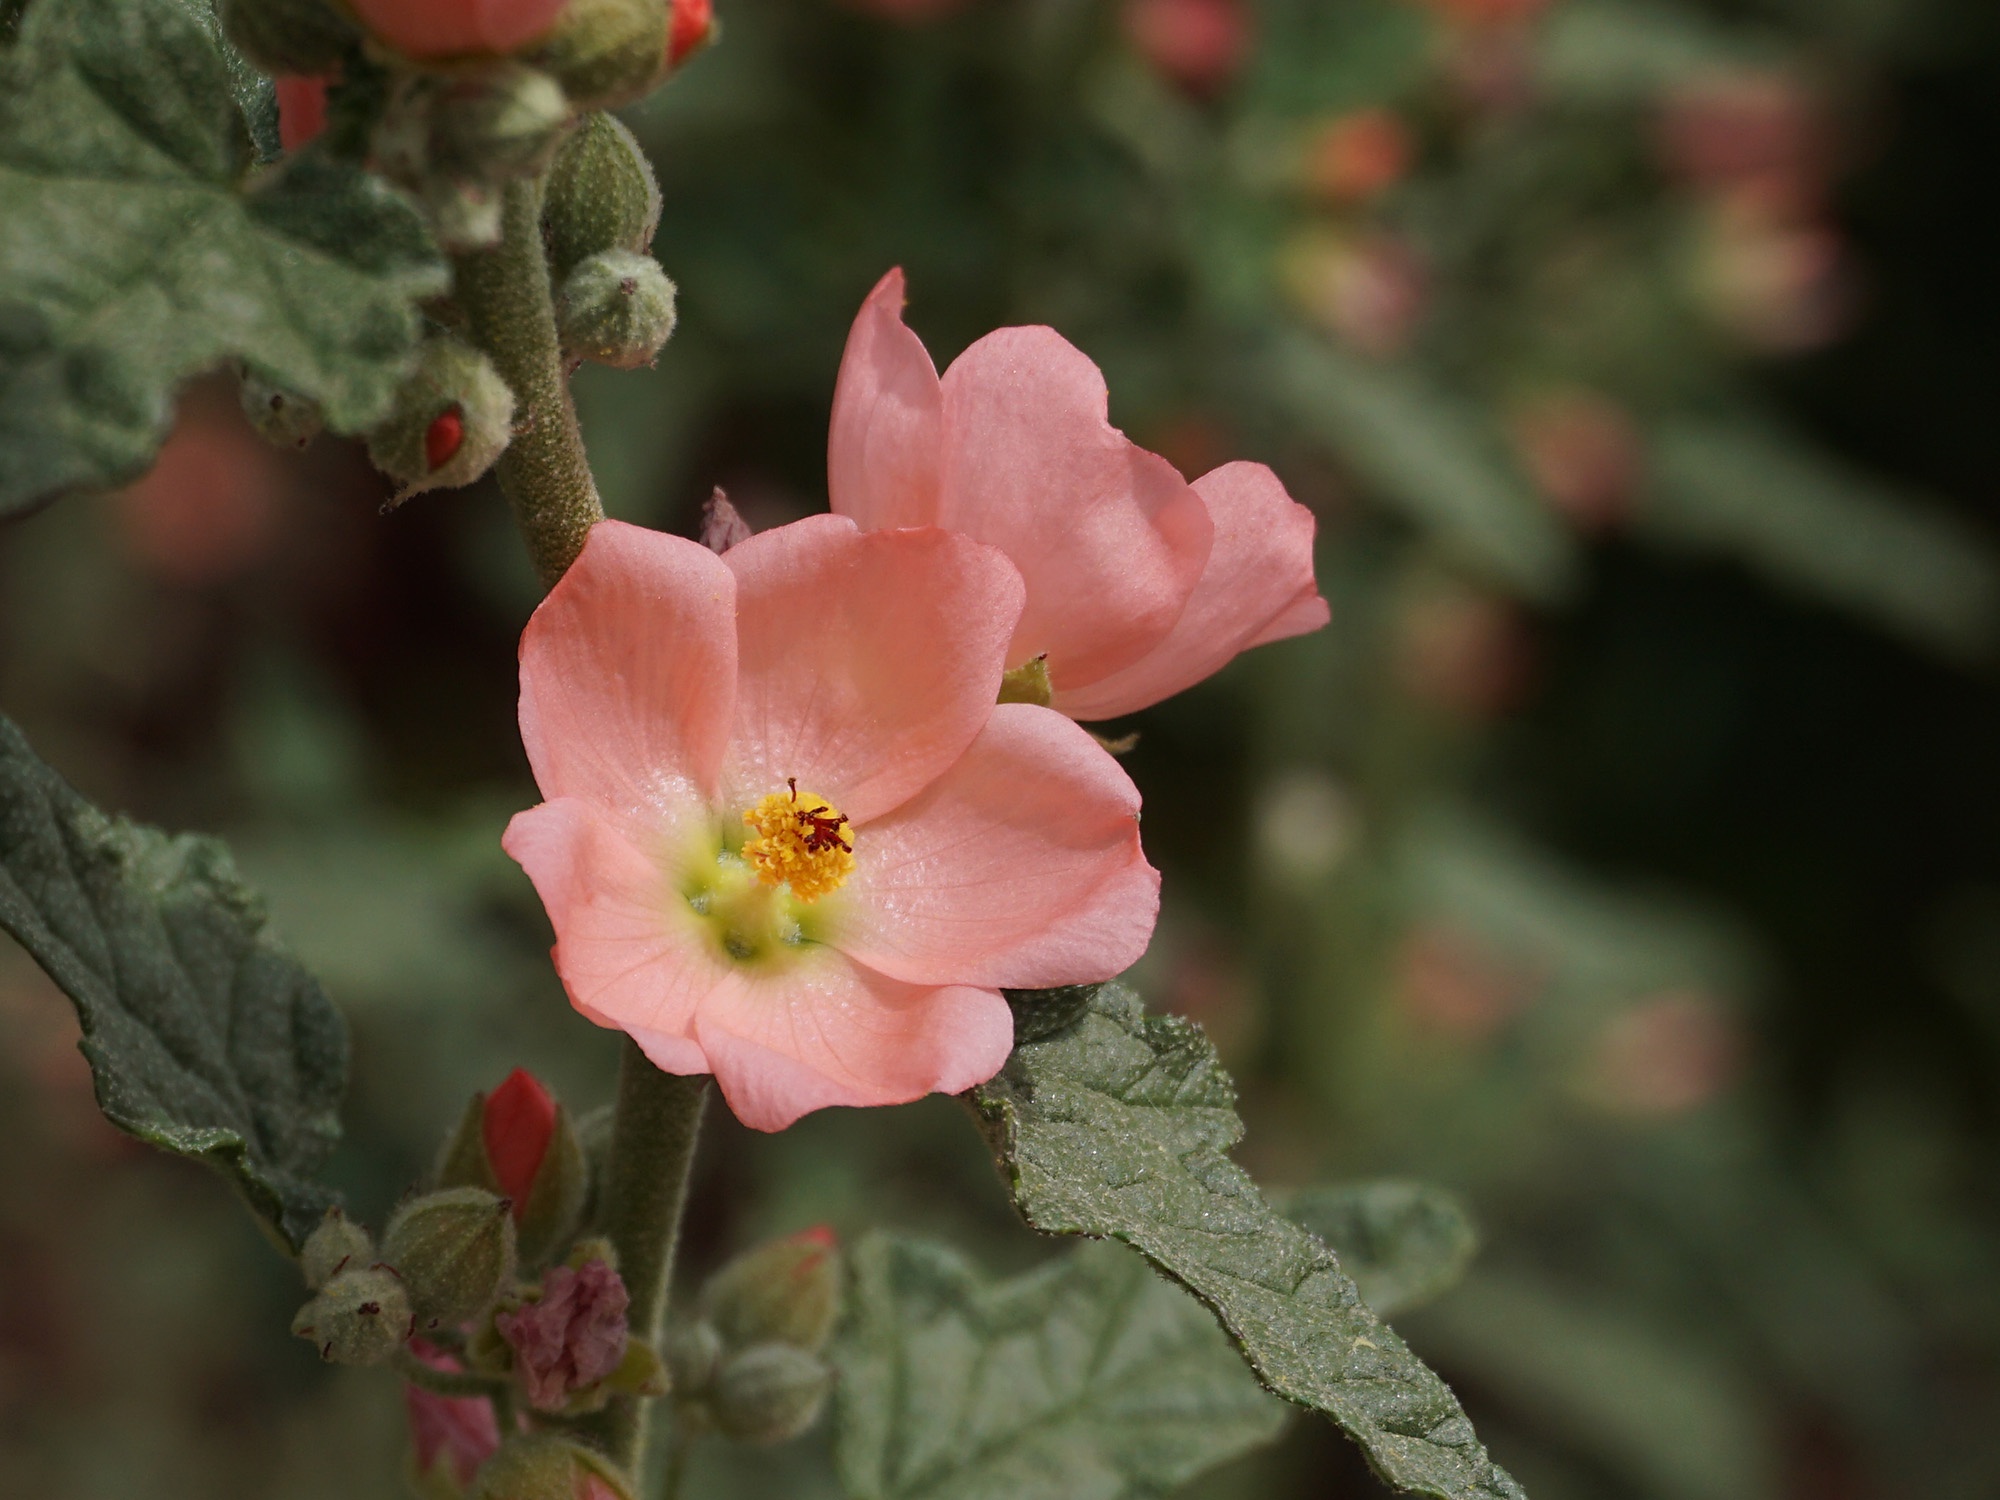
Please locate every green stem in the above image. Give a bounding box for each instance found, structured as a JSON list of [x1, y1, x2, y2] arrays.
[[456, 169, 708, 1485], [595, 1043, 709, 1472], [393, 1346, 509, 1400], [451, 174, 604, 589]]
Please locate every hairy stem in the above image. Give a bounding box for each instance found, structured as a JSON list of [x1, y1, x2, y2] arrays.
[[591, 1045, 709, 1471], [452, 175, 604, 588], [460, 169, 707, 1484]]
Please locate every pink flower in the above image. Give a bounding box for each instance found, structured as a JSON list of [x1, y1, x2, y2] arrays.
[[828, 270, 1327, 723], [1122, 0, 1252, 95], [404, 1341, 502, 1491], [496, 1259, 630, 1411], [503, 517, 1157, 1131], [347, 0, 570, 61]]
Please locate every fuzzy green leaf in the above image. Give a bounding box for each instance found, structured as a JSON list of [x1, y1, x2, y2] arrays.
[[971, 984, 1525, 1500], [0, 0, 446, 515], [1277, 1182, 1479, 1319], [0, 715, 347, 1250], [834, 1234, 1288, 1500]]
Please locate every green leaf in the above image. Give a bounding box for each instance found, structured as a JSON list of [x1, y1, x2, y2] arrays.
[[1276, 1182, 1479, 1319], [0, 715, 348, 1251], [833, 1234, 1289, 1500], [971, 983, 1526, 1500], [0, 0, 447, 516]]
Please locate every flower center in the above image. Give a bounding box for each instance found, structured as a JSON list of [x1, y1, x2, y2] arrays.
[[740, 780, 854, 903]]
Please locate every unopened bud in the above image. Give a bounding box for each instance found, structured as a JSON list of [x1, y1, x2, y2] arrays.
[[699, 1227, 842, 1354], [662, 1316, 722, 1392], [557, 251, 677, 369], [709, 1342, 831, 1445], [469, 1435, 635, 1500], [662, 0, 715, 75], [300, 1206, 374, 1290], [239, 364, 325, 450], [436, 1071, 589, 1267], [218, 0, 356, 77], [543, 113, 662, 280], [367, 336, 515, 501], [291, 1265, 413, 1365], [527, 0, 668, 113], [382, 1186, 518, 1331], [428, 64, 572, 185]]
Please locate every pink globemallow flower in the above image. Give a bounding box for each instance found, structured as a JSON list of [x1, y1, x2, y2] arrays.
[[348, 0, 570, 61], [828, 270, 1328, 723], [404, 1341, 503, 1492], [496, 1259, 631, 1411], [503, 517, 1157, 1130]]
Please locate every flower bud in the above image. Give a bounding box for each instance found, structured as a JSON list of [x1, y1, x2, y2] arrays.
[[347, 0, 572, 63], [698, 1226, 841, 1354], [526, 0, 668, 112], [542, 113, 661, 280], [662, 0, 714, 74], [661, 1316, 722, 1391], [382, 1186, 518, 1331], [300, 1206, 375, 1290], [276, 75, 333, 154], [435, 1070, 589, 1267], [708, 1342, 832, 1445], [239, 364, 325, 451], [469, 1435, 635, 1500], [427, 64, 573, 186], [218, 0, 356, 78], [495, 1257, 630, 1412], [291, 1265, 414, 1365], [557, 250, 677, 369], [366, 335, 515, 502]]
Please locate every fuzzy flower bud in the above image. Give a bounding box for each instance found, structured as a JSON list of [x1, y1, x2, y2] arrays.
[[348, 0, 573, 62], [300, 1206, 374, 1290], [434, 1070, 589, 1267], [709, 1342, 832, 1445], [699, 1226, 842, 1354], [468, 1435, 635, 1500], [239, 363, 325, 450], [663, 0, 714, 73], [383, 1186, 519, 1332], [543, 112, 661, 280], [428, 64, 573, 185], [526, 0, 668, 112], [291, 1265, 413, 1365], [557, 250, 677, 368], [496, 1258, 630, 1411], [366, 335, 515, 502]]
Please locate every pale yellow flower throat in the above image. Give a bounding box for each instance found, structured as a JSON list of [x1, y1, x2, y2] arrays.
[[741, 780, 854, 902]]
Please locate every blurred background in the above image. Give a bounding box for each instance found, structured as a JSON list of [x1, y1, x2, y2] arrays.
[[3, 0, 1999, 1495]]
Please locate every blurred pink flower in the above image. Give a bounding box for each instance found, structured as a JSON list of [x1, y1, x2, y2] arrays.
[[1394, 925, 1539, 1042], [1302, 108, 1414, 204], [1582, 990, 1740, 1117], [404, 1341, 502, 1493], [1657, 70, 1827, 216], [497, 1259, 630, 1411], [275, 76, 329, 153], [1689, 193, 1853, 354], [116, 398, 283, 586], [348, 0, 571, 60], [504, 518, 1157, 1131], [1122, 0, 1252, 95], [1394, 578, 1535, 721], [829, 269, 1327, 722], [1509, 389, 1643, 533]]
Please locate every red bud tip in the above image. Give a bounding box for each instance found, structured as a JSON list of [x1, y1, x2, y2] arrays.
[[483, 1068, 558, 1216], [275, 76, 330, 154], [795, 1224, 838, 1249], [424, 407, 465, 471], [668, 0, 715, 67]]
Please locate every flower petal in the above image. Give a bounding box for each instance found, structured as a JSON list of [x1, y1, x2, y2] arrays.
[[828, 269, 944, 531], [937, 326, 1213, 685], [520, 521, 738, 827], [837, 704, 1159, 988], [721, 515, 1025, 822], [503, 798, 718, 1076], [693, 959, 1013, 1132], [1053, 462, 1328, 721]]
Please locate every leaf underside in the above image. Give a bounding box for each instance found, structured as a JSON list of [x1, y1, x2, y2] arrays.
[[834, 1233, 1289, 1500], [0, 715, 348, 1250], [0, 0, 445, 516], [972, 983, 1526, 1500], [1276, 1181, 1480, 1321]]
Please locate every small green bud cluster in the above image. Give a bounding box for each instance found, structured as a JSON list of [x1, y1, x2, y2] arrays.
[[542, 112, 679, 370], [290, 1210, 413, 1365], [667, 1228, 842, 1445]]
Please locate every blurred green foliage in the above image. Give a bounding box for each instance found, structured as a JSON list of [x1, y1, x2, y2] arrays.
[[3, 0, 2000, 1496]]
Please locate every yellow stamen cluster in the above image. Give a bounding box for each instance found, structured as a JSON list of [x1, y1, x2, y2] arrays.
[[741, 784, 855, 903]]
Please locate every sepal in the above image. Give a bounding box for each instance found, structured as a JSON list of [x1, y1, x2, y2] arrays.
[[698, 1226, 841, 1354], [382, 1186, 518, 1331], [300, 1206, 374, 1289], [366, 335, 516, 501], [291, 1264, 413, 1364]]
